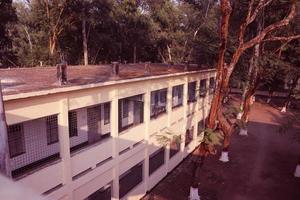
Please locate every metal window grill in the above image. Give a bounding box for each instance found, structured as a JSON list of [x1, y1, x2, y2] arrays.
[[87, 105, 102, 135], [7, 124, 25, 158], [68, 111, 78, 137], [188, 82, 197, 102], [200, 79, 207, 97], [104, 103, 110, 125], [46, 115, 59, 145]]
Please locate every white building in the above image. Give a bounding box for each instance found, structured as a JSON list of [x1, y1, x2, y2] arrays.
[[0, 63, 216, 200]]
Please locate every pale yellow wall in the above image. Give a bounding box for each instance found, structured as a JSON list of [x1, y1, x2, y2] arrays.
[[3, 69, 216, 200]]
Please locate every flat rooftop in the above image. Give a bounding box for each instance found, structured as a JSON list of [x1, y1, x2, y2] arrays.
[[0, 63, 213, 99]]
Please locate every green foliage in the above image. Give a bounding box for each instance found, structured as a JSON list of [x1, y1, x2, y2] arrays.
[[156, 128, 182, 147], [202, 128, 223, 146], [0, 0, 17, 67]]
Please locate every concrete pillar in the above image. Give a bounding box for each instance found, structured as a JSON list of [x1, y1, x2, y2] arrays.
[[165, 80, 172, 171], [143, 81, 151, 192], [181, 77, 188, 158], [111, 89, 120, 200], [58, 98, 72, 199], [0, 82, 11, 177]]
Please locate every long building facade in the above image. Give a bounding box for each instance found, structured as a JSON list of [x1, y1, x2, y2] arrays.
[[1, 64, 216, 200]]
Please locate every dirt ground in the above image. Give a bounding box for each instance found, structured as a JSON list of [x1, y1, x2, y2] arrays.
[[142, 98, 300, 200]]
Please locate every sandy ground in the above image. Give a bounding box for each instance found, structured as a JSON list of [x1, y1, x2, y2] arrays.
[[142, 99, 300, 200]]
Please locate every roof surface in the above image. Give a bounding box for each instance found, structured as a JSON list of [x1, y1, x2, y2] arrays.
[[0, 63, 212, 97]]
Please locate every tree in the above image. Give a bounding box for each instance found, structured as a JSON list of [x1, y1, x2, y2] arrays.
[[0, 0, 17, 67], [189, 1, 299, 199]]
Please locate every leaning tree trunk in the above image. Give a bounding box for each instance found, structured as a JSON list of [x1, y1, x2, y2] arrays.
[[189, 2, 232, 199]]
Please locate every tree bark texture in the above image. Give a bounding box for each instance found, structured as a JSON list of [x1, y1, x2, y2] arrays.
[[82, 14, 88, 66]]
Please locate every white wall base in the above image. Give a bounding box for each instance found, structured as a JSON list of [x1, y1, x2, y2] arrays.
[[239, 128, 248, 136], [281, 106, 287, 113], [294, 164, 300, 178], [189, 187, 200, 200], [219, 151, 229, 162], [236, 112, 243, 120]]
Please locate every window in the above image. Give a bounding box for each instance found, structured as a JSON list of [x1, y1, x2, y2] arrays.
[[85, 184, 111, 200], [122, 99, 129, 118], [46, 115, 59, 145], [197, 120, 204, 136], [200, 79, 207, 98], [87, 105, 102, 143], [151, 89, 167, 118], [172, 85, 183, 108], [68, 111, 78, 137], [119, 94, 144, 132], [119, 162, 143, 198], [185, 127, 194, 146], [104, 103, 110, 125], [209, 77, 215, 94], [169, 136, 181, 158], [188, 82, 197, 103], [149, 147, 165, 175], [7, 124, 25, 158]]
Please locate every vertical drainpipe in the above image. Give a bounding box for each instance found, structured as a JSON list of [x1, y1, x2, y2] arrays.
[[0, 82, 11, 177]]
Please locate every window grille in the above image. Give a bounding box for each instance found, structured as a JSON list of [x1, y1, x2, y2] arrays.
[[209, 77, 215, 94], [122, 99, 129, 118], [85, 184, 111, 200], [87, 105, 102, 143], [46, 115, 59, 145], [188, 82, 197, 102], [169, 136, 180, 158], [68, 111, 78, 137], [200, 79, 207, 97], [104, 103, 110, 125], [151, 89, 167, 118], [185, 127, 194, 146], [197, 120, 204, 136], [8, 124, 25, 158], [119, 162, 143, 198], [149, 147, 165, 175], [172, 85, 183, 108]]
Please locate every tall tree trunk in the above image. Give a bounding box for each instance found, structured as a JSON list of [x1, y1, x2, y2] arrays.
[[82, 14, 88, 66], [207, 0, 232, 129], [167, 44, 172, 63], [133, 44, 137, 63], [0, 83, 10, 177]]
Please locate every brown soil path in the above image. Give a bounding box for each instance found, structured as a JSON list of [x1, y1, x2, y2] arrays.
[[142, 101, 300, 200]]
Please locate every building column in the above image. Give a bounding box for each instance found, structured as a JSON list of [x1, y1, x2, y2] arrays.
[[58, 98, 72, 199], [165, 80, 172, 171], [181, 77, 188, 158], [111, 89, 120, 200], [0, 83, 10, 177], [143, 81, 151, 192]]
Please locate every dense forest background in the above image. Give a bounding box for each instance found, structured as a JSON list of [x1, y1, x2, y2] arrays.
[[0, 0, 299, 93], [0, 0, 222, 67]]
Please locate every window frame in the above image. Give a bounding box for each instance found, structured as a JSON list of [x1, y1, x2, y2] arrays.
[[7, 123, 26, 158], [46, 115, 59, 145], [68, 111, 78, 137], [150, 88, 167, 119], [188, 81, 197, 103], [172, 85, 184, 108], [103, 102, 110, 125], [199, 79, 207, 98]]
